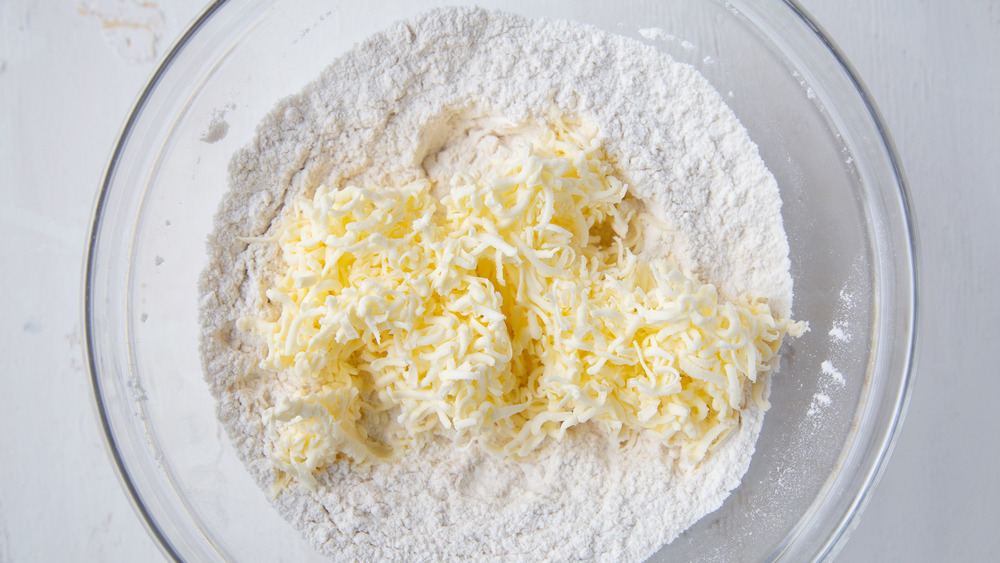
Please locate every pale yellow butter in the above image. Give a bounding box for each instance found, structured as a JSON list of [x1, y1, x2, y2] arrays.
[[251, 115, 806, 488]]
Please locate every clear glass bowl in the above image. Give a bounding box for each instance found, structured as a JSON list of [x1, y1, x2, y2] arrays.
[[85, 0, 917, 561]]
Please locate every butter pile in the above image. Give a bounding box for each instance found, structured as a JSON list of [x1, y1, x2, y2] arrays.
[[248, 115, 806, 488]]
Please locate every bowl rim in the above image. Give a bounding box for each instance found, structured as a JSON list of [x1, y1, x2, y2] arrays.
[[780, 0, 919, 558], [82, 1, 919, 561], [83, 5, 230, 561]]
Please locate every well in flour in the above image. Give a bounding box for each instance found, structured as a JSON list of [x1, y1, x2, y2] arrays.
[[199, 7, 800, 562]]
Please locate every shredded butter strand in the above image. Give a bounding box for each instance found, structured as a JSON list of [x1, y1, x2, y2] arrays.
[[249, 115, 806, 488]]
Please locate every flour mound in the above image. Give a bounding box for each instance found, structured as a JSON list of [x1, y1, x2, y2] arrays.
[[199, 7, 793, 562]]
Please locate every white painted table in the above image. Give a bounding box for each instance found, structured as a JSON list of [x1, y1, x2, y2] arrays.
[[2, 1, 996, 560]]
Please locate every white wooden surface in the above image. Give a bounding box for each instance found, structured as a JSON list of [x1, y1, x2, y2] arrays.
[[1, 1, 997, 560]]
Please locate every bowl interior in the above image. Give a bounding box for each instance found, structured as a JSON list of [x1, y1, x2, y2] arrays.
[[87, 0, 914, 561]]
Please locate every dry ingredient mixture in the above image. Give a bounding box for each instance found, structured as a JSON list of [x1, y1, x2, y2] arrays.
[[199, 7, 804, 562]]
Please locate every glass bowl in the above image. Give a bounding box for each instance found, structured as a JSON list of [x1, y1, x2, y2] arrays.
[[84, 0, 917, 561]]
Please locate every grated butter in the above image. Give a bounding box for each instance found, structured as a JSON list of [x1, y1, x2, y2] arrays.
[[249, 115, 806, 488]]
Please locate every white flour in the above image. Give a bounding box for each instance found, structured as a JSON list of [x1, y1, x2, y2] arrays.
[[199, 7, 794, 561]]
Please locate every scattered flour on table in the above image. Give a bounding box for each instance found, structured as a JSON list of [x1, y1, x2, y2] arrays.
[[820, 361, 846, 387], [199, 7, 795, 561], [828, 323, 850, 342], [807, 393, 832, 417], [809, 279, 861, 419], [201, 108, 231, 144], [638, 27, 673, 41]]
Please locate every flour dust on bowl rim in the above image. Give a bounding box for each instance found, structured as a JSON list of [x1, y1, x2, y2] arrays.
[[84, 1, 917, 561]]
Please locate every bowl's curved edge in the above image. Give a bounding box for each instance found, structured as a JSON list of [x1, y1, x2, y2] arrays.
[[82, 2, 229, 561], [81, 1, 921, 561], [782, 1, 920, 560]]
